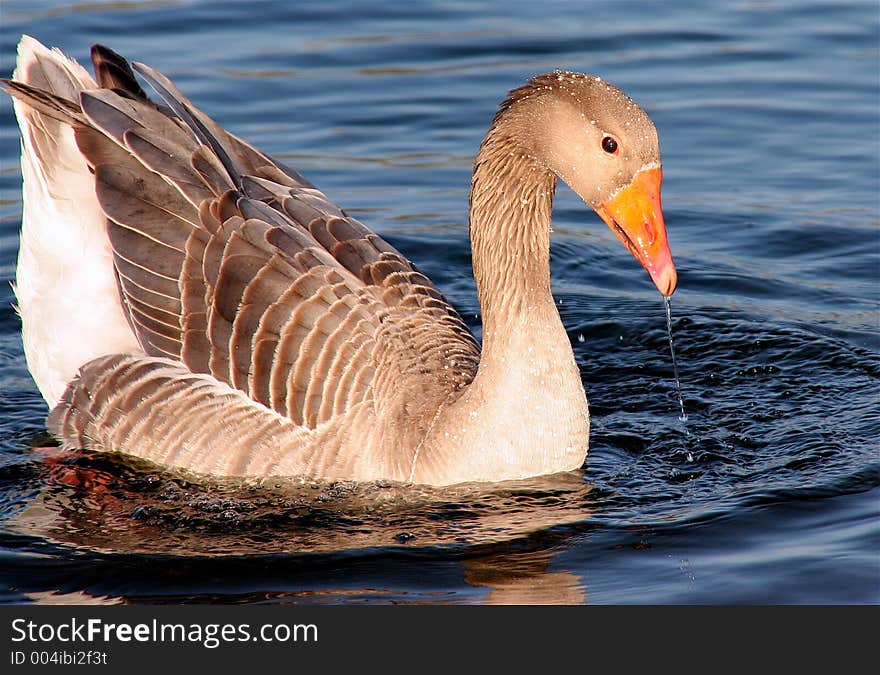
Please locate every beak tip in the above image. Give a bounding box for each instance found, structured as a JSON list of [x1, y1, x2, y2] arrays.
[[654, 266, 678, 297]]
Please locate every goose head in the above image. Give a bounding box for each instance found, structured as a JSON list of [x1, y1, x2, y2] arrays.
[[489, 71, 677, 296]]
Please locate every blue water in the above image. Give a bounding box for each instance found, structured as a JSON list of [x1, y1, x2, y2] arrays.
[[0, 0, 877, 604]]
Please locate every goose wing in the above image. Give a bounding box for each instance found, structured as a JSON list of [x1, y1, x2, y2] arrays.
[[6, 45, 480, 437]]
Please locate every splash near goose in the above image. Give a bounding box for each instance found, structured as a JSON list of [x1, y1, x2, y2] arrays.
[[4, 36, 677, 486]]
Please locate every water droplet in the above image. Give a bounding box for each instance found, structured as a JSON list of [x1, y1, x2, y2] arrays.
[[577, 333, 585, 343], [664, 296, 689, 435]]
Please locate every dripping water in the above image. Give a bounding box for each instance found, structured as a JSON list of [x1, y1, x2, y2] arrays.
[[664, 296, 688, 427]]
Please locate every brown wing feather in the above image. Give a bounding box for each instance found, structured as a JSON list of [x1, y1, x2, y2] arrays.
[[8, 45, 481, 445], [47, 354, 307, 475]]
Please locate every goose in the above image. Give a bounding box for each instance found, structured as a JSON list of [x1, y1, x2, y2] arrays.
[[4, 36, 676, 486]]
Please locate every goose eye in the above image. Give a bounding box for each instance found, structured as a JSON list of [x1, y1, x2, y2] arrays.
[[602, 136, 618, 154]]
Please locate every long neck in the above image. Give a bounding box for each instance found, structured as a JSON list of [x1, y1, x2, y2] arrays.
[[416, 133, 588, 485], [469, 133, 558, 348]]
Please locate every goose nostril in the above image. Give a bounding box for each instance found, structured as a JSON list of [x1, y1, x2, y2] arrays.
[[643, 220, 656, 246]]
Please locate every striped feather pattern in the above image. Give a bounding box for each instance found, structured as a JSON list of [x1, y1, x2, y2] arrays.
[[47, 354, 309, 476], [4, 40, 481, 474]]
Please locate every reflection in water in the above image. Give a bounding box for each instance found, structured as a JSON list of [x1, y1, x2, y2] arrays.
[[23, 590, 122, 605], [463, 550, 586, 604], [5, 447, 594, 604]]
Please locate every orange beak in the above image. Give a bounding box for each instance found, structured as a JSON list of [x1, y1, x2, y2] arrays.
[[596, 167, 677, 296]]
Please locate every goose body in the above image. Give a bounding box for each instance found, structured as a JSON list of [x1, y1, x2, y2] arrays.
[[5, 37, 676, 486]]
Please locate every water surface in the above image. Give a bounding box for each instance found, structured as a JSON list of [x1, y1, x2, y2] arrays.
[[0, 0, 877, 604]]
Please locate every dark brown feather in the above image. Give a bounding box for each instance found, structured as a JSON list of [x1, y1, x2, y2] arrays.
[[91, 44, 149, 99]]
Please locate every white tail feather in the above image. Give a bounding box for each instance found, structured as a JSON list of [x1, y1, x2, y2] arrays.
[[13, 36, 139, 407]]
